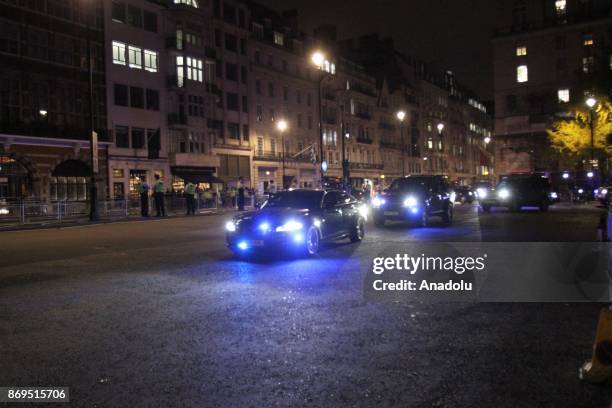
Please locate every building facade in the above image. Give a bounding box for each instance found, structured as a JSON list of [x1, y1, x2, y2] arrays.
[[0, 0, 496, 204], [0, 0, 109, 202], [492, 0, 612, 175]]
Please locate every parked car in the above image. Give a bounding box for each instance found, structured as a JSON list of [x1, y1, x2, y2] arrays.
[[371, 175, 454, 227], [453, 186, 475, 204], [225, 189, 365, 256], [480, 175, 551, 212]]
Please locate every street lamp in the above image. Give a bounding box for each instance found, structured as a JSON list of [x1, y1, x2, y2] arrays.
[[585, 97, 597, 172], [396, 110, 406, 177], [311, 50, 332, 186], [484, 136, 491, 144], [437, 123, 445, 134], [562, 172, 570, 180], [340, 102, 350, 190], [277, 119, 288, 189]]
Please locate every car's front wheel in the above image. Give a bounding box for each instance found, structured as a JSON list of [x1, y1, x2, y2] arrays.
[[305, 226, 320, 255], [350, 217, 365, 242]]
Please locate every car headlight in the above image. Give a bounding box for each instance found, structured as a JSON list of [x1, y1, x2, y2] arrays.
[[578, 188, 584, 194], [594, 189, 599, 195], [0, 208, 8, 215], [497, 189, 510, 199], [258, 222, 271, 233], [358, 204, 369, 220], [372, 197, 385, 207], [276, 220, 303, 232], [550, 192, 558, 199], [225, 221, 237, 232], [601, 188, 608, 195], [403, 196, 418, 208], [476, 188, 487, 199]]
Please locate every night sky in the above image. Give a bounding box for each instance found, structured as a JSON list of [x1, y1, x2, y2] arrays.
[[256, 0, 499, 101]]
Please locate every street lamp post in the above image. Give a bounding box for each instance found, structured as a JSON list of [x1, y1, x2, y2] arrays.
[[87, 36, 99, 221], [340, 103, 349, 189], [277, 120, 288, 189], [311, 51, 330, 187], [586, 97, 597, 172], [396, 111, 406, 177]]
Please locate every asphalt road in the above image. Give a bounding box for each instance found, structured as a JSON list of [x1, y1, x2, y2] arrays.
[[0, 203, 610, 407]]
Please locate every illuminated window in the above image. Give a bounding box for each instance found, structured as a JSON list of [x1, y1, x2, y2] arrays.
[[186, 57, 203, 82], [582, 57, 594, 73], [174, 0, 198, 8], [555, 0, 566, 17], [516, 65, 528, 82], [557, 88, 570, 103], [427, 139, 433, 149], [176, 56, 184, 87], [273, 32, 284, 46], [112, 41, 126, 65], [583, 35, 594, 46], [128, 45, 142, 69], [516, 45, 527, 56], [144, 50, 158, 72]]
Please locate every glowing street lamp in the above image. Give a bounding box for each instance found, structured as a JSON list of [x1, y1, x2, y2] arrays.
[[586, 97, 597, 109], [587, 171, 594, 178], [397, 110, 407, 176], [311, 50, 331, 184], [437, 123, 445, 134], [562, 172, 570, 179], [585, 97, 597, 172], [276, 119, 288, 132], [311, 51, 325, 68], [39, 109, 48, 116], [484, 136, 491, 144]]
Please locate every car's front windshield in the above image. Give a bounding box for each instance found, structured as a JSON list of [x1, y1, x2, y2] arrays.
[[388, 178, 431, 193], [262, 190, 324, 209]]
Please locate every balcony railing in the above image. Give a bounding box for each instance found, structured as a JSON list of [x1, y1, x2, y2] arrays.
[[350, 162, 384, 170], [253, 151, 311, 163]]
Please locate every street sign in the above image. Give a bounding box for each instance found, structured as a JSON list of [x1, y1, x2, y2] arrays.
[[91, 131, 99, 174]]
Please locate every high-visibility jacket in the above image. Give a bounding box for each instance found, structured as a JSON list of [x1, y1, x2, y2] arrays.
[[184, 183, 196, 196], [153, 180, 165, 193]]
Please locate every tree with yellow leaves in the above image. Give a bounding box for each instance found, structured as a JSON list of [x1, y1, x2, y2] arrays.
[[547, 97, 612, 163]]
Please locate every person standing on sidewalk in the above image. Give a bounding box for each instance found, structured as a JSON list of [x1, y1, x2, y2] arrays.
[[184, 181, 197, 215], [153, 174, 166, 217], [138, 179, 150, 217], [237, 177, 245, 211]]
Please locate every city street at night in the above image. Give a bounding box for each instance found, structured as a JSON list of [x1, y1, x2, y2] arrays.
[[1, 203, 610, 407]]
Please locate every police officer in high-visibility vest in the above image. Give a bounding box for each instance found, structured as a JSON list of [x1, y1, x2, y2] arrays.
[[138, 180, 150, 217], [153, 174, 166, 217], [184, 181, 197, 215]]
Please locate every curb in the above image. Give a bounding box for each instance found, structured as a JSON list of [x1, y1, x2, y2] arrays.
[[0, 210, 238, 233]]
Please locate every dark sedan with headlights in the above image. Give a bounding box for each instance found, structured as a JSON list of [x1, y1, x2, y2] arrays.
[[225, 189, 366, 256], [480, 175, 551, 212], [371, 175, 454, 227]]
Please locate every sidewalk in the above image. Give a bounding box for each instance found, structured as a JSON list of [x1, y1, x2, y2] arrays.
[[0, 207, 239, 232]]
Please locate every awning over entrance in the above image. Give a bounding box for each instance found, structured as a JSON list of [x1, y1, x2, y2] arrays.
[[171, 167, 224, 184]]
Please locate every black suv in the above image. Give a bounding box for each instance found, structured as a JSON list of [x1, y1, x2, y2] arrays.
[[480, 175, 551, 212], [372, 175, 454, 227]]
